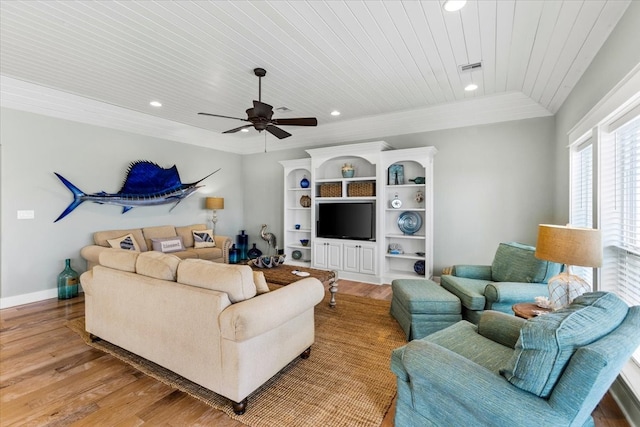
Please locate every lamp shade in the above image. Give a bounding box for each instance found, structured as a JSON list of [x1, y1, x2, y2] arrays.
[[535, 224, 602, 268], [205, 197, 224, 210]]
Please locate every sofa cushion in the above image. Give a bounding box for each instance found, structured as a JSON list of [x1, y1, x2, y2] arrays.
[[98, 249, 139, 272], [175, 224, 207, 248], [136, 251, 181, 281], [143, 225, 178, 251], [253, 271, 270, 294], [491, 242, 560, 283], [500, 292, 629, 398], [94, 228, 148, 252], [151, 236, 186, 253], [107, 233, 141, 251], [192, 229, 216, 248], [177, 259, 257, 303]]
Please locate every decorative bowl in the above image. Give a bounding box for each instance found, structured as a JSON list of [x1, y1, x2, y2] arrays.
[[300, 239, 309, 246], [251, 255, 286, 268]]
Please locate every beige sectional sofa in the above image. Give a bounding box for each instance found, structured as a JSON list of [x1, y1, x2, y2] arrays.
[[81, 249, 325, 414], [80, 223, 232, 269]]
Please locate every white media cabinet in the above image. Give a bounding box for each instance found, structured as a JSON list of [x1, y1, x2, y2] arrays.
[[281, 141, 437, 284]]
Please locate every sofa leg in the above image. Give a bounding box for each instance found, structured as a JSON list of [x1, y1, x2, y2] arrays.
[[232, 398, 247, 415], [300, 347, 311, 359], [89, 334, 101, 343]]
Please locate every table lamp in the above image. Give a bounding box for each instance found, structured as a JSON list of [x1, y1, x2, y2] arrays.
[[535, 224, 602, 310], [205, 197, 224, 235]]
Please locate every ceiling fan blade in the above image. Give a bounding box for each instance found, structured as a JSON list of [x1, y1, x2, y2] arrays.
[[198, 112, 249, 122], [266, 125, 291, 139], [223, 124, 254, 134], [271, 117, 318, 127], [253, 100, 273, 118]]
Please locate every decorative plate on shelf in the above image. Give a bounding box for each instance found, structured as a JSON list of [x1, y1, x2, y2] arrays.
[[292, 250, 302, 260], [397, 211, 423, 235]]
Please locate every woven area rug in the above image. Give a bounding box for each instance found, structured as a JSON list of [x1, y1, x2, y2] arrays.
[[67, 291, 406, 427]]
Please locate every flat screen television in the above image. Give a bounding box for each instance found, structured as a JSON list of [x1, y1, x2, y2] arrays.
[[317, 202, 375, 241]]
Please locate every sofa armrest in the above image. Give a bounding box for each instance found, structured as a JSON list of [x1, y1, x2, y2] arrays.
[[484, 282, 548, 305], [397, 340, 571, 426], [477, 310, 525, 348], [219, 277, 324, 342], [214, 235, 233, 263], [452, 265, 492, 280], [80, 245, 110, 269]]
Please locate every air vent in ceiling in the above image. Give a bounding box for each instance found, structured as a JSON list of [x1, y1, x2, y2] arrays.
[[458, 62, 483, 73]]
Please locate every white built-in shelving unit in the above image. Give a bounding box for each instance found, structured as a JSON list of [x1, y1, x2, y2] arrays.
[[279, 159, 312, 267], [280, 142, 436, 284]]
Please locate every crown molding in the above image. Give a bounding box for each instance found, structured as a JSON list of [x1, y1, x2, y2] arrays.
[[2, 76, 553, 155]]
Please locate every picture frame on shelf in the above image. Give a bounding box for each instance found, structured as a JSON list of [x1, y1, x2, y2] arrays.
[[388, 164, 404, 185]]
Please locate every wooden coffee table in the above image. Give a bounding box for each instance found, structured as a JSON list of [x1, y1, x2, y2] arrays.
[[512, 302, 552, 319], [248, 263, 338, 308]]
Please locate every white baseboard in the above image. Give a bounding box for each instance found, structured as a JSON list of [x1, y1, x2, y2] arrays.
[[1, 288, 59, 308], [611, 362, 640, 427]]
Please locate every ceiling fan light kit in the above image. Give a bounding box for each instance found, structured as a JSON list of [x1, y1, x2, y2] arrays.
[[198, 68, 318, 139]]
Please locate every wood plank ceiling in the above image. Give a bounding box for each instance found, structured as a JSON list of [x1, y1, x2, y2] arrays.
[[0, 0, 631, 153]]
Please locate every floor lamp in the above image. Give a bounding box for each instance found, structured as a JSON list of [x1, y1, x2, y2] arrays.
[[205, 197, 224, 235], [534, 224, 602, 310]]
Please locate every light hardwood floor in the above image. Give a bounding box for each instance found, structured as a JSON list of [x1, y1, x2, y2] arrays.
[[0, 280, 630, 426]]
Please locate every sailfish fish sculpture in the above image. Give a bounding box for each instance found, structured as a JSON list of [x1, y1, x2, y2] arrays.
[[54, 161, 220, 222]]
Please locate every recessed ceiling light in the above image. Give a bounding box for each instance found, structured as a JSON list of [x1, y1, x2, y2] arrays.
[[240, 128, 249, 132], [443, 0, 467, 12], [465, 83, 478, 91], [149, 101, 162, 107], [331, 110, 341, 116]]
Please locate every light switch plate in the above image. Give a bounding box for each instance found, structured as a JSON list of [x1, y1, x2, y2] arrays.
[[17, 210, 35, 219]]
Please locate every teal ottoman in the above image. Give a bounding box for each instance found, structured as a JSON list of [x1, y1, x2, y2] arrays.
[[390, 279, 462, 340]]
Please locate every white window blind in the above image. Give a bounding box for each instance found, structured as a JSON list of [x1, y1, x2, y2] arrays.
[[600, 115, 640, 307], [570, 138, 594, 285]]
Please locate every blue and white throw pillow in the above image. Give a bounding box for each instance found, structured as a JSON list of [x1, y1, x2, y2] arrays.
[[193, 229, 216, 248], [107, 233, 141, 251]]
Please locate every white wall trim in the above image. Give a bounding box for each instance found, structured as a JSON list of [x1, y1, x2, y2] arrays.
[[611, 362, 640, 427], [568, 63, 640, 142], [2, 75, 553, 155], [0, 288, 58, 309]]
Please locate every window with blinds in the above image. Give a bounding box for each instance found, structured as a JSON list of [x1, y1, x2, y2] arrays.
[[601, 115, 640, 307], [570, 139, 594, 285]]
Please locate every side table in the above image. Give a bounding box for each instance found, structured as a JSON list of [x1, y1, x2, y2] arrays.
[[512, 302, 552, 319]]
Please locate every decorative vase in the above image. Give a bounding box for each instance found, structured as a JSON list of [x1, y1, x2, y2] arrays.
[[236, 230, 248, 260], [229, 244, 240, 264], [300, 175, 310, 188], [341, 163, 355, 178], [414, 260, 426, 276], [57, 258, 79, 300], [300, 195, 311, 207], [247, 243, 262, 259]]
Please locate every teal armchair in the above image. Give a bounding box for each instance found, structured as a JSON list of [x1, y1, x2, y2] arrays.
[[391, 292, 640, 427], [441, 242, 562, 323]]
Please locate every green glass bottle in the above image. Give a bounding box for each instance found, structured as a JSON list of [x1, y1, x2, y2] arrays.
[[57, 258, 79, 299]]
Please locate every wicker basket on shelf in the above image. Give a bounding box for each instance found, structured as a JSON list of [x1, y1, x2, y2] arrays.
[[347, 182, 375, 197], [320, 183, 342, 197]]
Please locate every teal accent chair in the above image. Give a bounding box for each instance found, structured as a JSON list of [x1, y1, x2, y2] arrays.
[[440, 242, 562, 324], [391, 292, 640, 427]]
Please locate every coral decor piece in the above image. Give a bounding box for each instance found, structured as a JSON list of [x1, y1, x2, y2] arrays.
[[53, 161, 219, 222]]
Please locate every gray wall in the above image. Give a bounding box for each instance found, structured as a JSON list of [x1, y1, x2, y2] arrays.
[[2, 1, 638, 302], [553, 0, 640, 224], [0, 108, 243, 300], [242, 117, 557, 276]]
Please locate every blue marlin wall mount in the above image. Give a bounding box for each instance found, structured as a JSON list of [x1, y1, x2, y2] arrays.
[[54, 161, 220, 222]]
